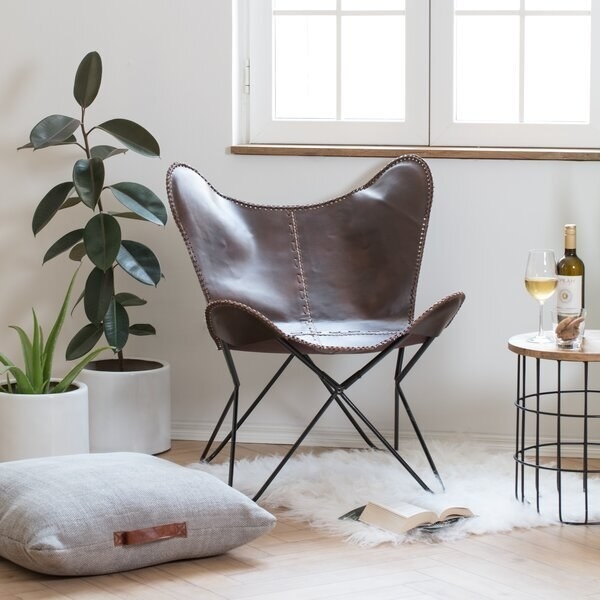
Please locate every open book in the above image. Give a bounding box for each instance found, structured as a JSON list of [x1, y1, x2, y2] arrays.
[[340, 501, 474, 534]]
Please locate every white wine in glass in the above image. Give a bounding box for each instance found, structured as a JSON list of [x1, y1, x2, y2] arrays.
[[525, 249, 558, 343]]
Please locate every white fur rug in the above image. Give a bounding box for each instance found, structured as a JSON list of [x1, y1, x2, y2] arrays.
[[191, 440, 599, 545]]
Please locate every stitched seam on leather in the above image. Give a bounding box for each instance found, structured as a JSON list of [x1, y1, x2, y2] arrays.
[[288, 330, 404, 336], [166, 163, 212, 304], [410, 158, 433, 321], [288, 211, 316, 334], [167, 155, 424, 213], [206, 299, 418, 353]]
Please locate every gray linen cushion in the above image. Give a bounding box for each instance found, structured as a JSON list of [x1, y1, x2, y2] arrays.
[[0, 452, 275, 576]]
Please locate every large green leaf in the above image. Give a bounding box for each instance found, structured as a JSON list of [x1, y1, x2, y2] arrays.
[[18, 135, 76, 151], [43, 229, 84, 264], [115, 292, 147, 307], [69, 242, 87, 262], [109, 211, 145, 220], [104, 299, 129, 351], [129, 323, 156, 336], [83, 213, 121, 271], [90, 145, 127, 160], [66, 323, 103, 360], [59, 196, 82, 210], [32, 181, 73, 235], [84, 267, 114, 324], [73, 51, 102, 108], [116, 241, 161, 286], [73, 157, 105, 209], [109, 182, 167, 225], [29, 115, 80, 149], [96, 119, 160, 157]]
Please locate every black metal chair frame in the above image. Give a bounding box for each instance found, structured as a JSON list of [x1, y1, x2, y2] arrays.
[[202, 334, 443, 501]]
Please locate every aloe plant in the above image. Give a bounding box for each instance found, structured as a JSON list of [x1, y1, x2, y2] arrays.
[[18, 51, 166, 367], [0, 270, 111, 394]]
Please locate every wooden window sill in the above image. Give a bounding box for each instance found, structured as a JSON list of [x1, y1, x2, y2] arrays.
[[230, 144, 600, 161]]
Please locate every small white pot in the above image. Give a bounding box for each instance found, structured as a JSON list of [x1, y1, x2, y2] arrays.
[[0, 381, 89, 462], [79, 359, 171, 455]]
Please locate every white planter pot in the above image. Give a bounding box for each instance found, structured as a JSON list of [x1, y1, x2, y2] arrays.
[[0, 381, 89, 462], [79, 358, 171, 455]]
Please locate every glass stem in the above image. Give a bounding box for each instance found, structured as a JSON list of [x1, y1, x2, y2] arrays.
[[538, 301, 544, 338]]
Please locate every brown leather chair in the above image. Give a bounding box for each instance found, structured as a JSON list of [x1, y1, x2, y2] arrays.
[[167, 155, 465, 499]]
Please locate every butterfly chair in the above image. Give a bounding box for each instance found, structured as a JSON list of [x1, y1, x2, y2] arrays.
[[167, 155, 465, 501]]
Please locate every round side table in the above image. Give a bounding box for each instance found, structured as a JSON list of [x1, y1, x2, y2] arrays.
[[508, 330, 600, 524]]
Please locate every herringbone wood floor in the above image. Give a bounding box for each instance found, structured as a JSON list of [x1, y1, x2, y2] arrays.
[[2, 440, 600, 599]]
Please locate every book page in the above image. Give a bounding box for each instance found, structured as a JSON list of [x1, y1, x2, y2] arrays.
[[438, 506, 473, 520], [377, 502, 433, 519], [360, 502, 438, 533]]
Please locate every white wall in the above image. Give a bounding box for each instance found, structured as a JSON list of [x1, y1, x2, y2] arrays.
[[1, 1, 599, 448]]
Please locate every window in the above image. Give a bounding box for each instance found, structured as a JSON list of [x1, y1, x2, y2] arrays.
[[242, 0, 600, 148], [430, 0, 599, 147], [247, 0, 428, 144]]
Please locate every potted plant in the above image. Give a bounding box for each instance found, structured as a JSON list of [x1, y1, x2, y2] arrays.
[[18, 51, 171, 454], [0, 270, 110, 461]]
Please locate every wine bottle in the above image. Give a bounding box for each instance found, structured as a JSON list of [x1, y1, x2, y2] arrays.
[[556, 224, 585, 316]]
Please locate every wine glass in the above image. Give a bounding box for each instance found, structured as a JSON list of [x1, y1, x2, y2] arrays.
[[524, 250, 558, 343]]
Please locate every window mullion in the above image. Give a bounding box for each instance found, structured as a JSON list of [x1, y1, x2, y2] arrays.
[[519, 0, 525, 123], [336, 0, 342, 120]]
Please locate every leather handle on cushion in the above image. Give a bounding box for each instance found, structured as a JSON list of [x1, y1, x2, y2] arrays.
[[113, 522, 187, 546]]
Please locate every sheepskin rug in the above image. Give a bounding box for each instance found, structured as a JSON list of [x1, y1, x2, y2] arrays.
[[191, 439, 598, 545]]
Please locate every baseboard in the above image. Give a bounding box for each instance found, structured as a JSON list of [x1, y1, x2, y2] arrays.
[[171, 420, 600, 458], [171, 420, 517, 451]]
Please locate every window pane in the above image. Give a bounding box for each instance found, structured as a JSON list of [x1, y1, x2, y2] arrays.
[[524, 16, 590, 123], [341, 0, 405, 10], [274, 16, 336, 119], [455, 16, 520, 122], [341, 16, 405, 120], [274, 0, 335, 10], [455, 1, 519, 10], [526, 0, 590, 11]]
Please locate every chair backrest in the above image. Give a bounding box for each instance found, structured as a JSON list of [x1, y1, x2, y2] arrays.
[[167, 155, 433, 326]]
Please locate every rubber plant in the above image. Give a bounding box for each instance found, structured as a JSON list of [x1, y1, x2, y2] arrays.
[[0, 270, 111, 394], [18, 51, 166, 370]]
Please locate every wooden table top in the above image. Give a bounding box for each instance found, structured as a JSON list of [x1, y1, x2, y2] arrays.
[[508, 330, 600, 362]]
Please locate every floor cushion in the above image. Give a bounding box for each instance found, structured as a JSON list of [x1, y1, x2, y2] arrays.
[[0, 452, 276, 576]]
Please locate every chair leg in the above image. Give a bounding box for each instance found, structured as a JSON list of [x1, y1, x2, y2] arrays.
[[278, 339, 434, 495], [393, 348, 405, 450], [252, 389, 340, 501], [200, 389, 235, 461], [394, 341, 445, 490], [221, 343, 240, 486], [302, 354, 376, 449], [208, 337, 442, 499], [202, 354, 295, 462]]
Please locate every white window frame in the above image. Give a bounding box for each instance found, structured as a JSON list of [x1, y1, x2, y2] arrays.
[[242, 0, 600, 149], [430, 0, 600, 148], [247, 0, 429, 145]]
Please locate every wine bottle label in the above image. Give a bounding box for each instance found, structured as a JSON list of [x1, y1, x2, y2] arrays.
[[556, 275, 583, 312]]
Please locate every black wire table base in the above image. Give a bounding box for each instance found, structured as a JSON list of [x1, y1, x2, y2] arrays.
[[513, 349, 600, 525]]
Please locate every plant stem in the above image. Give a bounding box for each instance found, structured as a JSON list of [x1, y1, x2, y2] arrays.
[[79, 107, 104, 213], [118, 350, 124, 372], [80, 106, 91, 159]]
